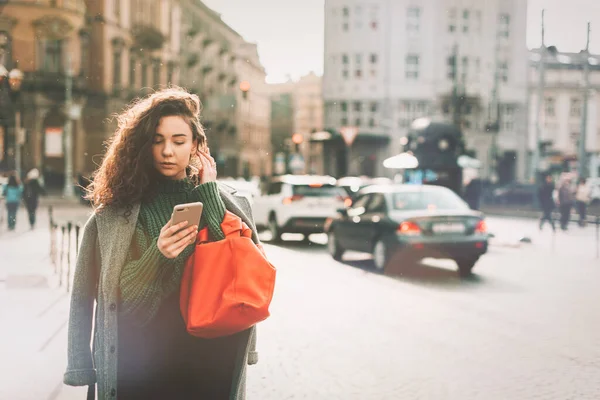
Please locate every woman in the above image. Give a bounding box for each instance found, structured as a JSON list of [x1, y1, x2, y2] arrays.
[[23, 168, 45, 229], [64, 88, 260, 399], [2, 174, 23, 230], [575, 177, 590, 227]]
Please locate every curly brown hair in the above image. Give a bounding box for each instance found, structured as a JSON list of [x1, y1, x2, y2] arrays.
[[87, 87, 207, 211]]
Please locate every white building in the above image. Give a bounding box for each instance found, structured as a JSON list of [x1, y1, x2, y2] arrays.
[[528, 48, 600, 179], [322, 0, 529, 182]]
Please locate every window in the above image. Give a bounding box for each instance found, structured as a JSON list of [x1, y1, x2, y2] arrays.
[[342, 6, 350, 31], [407, 6, 420, 35], [570, 98, 582, 117], [499, 13, 510, 38], [370, 53, 378, 64], [141, 61, 148, 88], [370, 5, 379, 30], [0, 31, 11, 68], [448, 7, 457, 32], [447, 55, 456, 79], [129, 53, 136, 87], [355, 118, 362, 127], [343, 22, 349, 31], [461, 56, 468, 81], [152, 60, 161, 87], [462, 9, 469, 33], [405, 54, 419, 80], [354, 101, 362, 112], [368, 118, 376, 128], [114, 0, 120, 17], [113, 50, 122, 88], [499, 61, 508, 82], [267, 182, 283, 195], [341, 117, 348, 126], [341, 101, 348, 112], [342, 69, 349, 79], [80, 33, 90, 77], [41, 39, 64, 73], [501, 104, 516, 131], [167, 62, 175, 84], [342, 53, 349, 64], [355, 53, 362, 64], [545, 97, 555, 117], [355, 69, 362, 78], [370, 102, 378, 112], [342, 7, 349, 17], [349, 195, 371, 216], [392, 189, 468, 211]]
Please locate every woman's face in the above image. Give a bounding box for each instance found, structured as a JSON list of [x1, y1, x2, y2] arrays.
[[152, 116, 197, 180]]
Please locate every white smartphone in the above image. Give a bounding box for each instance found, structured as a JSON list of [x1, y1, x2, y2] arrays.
[[170, 201, 204, 228]]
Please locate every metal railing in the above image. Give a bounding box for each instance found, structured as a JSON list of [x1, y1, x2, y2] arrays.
[[48, 206, 82, 292]]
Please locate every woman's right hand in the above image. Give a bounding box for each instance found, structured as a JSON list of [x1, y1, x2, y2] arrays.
[[157, 221, 198, 259]]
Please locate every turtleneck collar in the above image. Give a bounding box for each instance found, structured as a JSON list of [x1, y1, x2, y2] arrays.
[[156, 177, 194, 194]]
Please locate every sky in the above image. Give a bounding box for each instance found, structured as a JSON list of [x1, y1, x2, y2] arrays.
[[202, 0, 600, 84]]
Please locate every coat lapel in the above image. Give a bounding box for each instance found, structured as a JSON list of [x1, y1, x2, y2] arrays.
[[95, 204, 141, 298]]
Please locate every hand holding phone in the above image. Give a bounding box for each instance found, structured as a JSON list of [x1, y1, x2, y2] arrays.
[[157, 202, 204, 259], [170, 202, 204, 227]]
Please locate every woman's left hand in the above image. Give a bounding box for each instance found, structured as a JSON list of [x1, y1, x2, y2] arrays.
[[197, 148, 217, 184]]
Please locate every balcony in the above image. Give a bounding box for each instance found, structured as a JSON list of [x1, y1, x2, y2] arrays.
[[132, 24, 165, 51]]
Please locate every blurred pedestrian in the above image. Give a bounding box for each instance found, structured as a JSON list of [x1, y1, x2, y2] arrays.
[[538, 174, 556, 231], [557, 177, 575, 231], [2, 174, 23, 230], [64, 88, 259, 400], [575, 177, 591, 227], [464, 177, 482, 210], [23, 168, 45, 229]]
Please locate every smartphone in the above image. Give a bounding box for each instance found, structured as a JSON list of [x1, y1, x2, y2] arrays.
[[170, 201, 204, 228]]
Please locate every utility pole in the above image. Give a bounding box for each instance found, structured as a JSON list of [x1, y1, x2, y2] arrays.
[[488, 26, 501, 182], [451, 44, 462, 128], [63, 53, 75, 198], [532, 9, 546, 182], [578, 22, 591, 178]]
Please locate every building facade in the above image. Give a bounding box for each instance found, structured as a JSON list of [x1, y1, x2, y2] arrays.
[[269, 72, 324, 175], [178, 1, 270, 178], [0, 0, 89, 184], [322, 0, 529, 182], [528, 48, 600, 179]]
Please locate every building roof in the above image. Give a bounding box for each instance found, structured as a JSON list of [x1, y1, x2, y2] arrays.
[[529, 47, 600, 71]]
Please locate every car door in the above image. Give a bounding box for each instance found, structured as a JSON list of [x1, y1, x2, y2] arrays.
[[337, 193, 372, 251], [357, 193, 388, 253]]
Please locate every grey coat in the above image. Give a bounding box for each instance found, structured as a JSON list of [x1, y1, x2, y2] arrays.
[[64, 185, 259, 399]]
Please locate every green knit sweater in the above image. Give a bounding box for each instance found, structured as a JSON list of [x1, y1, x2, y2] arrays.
[[119, 179, 226, 326]]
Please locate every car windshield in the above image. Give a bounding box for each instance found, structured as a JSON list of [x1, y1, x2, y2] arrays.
[[293, 184, 346, 197], [392, 187, 468, 211]]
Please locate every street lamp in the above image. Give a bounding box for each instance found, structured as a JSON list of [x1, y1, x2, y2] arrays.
[[0, 65, 23, 177]]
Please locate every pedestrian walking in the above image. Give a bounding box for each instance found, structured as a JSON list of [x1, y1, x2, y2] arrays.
[[575, 177, 591, 227], [2, 174, 23, 230], [64, 88, 260, 400], [23, 168, 45, 229], [538, 174, 556, 231], [557, 177, 575, 231], [464, 177, 482, 211]]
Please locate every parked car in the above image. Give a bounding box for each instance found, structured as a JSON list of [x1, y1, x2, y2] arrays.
[[325, 184, 489, 276], [253, 175, 351, 242], [217, 178, 260, 205], [491, 182, 538, 206]]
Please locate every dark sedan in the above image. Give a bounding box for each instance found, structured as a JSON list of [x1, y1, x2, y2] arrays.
[[325, 184, 489, 276]]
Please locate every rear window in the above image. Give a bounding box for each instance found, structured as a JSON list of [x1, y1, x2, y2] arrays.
[[392, 188, 468, 211], [293, 184, 347, 197]]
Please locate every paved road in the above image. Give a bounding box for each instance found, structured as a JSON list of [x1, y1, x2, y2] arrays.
[[1, 206, 599, 399]]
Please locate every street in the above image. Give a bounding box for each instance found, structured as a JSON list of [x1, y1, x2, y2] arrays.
[[1, 205, 599, 399]]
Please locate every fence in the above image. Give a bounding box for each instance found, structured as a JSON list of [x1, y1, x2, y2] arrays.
[[48, 206, 82, 293]]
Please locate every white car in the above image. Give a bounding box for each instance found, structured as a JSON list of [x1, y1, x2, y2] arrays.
[[217, 179, 260, 205], [253, 175, 351, 242]]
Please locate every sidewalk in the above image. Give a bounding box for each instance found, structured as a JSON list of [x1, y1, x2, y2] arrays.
[[0, 206, 91, 400]]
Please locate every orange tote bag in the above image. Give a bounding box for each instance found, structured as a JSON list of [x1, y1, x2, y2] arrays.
[[180, 211, 276, 338]]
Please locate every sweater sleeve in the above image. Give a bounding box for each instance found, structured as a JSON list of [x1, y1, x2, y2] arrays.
[[193, 181, 226, 241], [119, 221, 183, 326]]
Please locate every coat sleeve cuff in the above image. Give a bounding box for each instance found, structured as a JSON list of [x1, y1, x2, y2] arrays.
[[247, 351, 259, 365], [64, 368, 97, 386]]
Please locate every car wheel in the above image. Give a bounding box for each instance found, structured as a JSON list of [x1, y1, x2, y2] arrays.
[[327, 231, 344, 261], [268, 215, 282, 243], [373, 240, 390, 273], [456, 257, 477, 277]]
